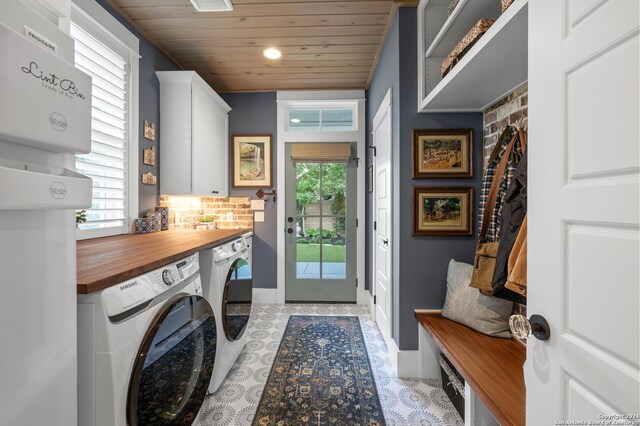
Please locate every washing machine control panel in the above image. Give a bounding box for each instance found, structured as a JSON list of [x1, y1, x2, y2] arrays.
[[214, 239, 247, 262], [102, 254, 200, 319], [161, 269, 174, 285]]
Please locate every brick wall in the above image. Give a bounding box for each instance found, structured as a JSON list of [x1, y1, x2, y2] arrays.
[[483, 85, 528, 315], [483, 84, 528, 164], [159, 195, 253, 230]]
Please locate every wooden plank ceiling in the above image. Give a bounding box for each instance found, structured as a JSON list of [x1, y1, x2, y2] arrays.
[[106, 0, 416, 92]]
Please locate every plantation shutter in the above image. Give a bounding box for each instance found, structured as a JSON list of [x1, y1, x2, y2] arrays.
[[290, 143, 351, 163], [71, 22, 129, 234]]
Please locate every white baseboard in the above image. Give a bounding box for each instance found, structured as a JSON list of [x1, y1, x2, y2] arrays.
[[383, 334, 422, 378], [253, 288, 278, 304], [358, 287, 372, 306], [396, 349, 421, 378]]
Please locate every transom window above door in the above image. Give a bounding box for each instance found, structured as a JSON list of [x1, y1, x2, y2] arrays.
[[286, 105, 355, 132]]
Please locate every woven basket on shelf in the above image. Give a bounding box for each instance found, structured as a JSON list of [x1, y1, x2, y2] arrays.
[[439, 354, 465, 419], [441, 18, 496, 77]]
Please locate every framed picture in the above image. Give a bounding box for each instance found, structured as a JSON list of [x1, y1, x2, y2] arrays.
[[413, 186, 474, 236], [412, 128, 473, 178], [232, 135, 272, 187], [367, 165, 373, 193]]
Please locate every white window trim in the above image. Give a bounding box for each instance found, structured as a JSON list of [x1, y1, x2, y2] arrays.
[[72, 0, 139, 240], [276, 90, 368, 306]]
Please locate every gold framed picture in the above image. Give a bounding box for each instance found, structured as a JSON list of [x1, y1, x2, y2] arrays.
[[413, 186, 474, 236], [412, 128, 473, 178], [232, 135, 272, 187]]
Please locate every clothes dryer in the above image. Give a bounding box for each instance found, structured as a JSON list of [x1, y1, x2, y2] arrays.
[[200, 232, 253, 393]]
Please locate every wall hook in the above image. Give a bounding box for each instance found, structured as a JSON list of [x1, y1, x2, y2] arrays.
[[256, 188, 277, 202]]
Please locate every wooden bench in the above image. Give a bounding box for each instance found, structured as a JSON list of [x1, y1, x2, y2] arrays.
[[415, 311, 525, 426]]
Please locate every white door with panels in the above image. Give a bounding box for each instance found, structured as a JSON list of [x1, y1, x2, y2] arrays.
[[372, 89, 393, 343], [528, 0, 639, 423]]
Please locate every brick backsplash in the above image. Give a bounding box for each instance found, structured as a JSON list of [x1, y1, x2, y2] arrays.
[[483, 84, 528, 165], [159, 195, 253, 230], [483, 85, 528, 312]]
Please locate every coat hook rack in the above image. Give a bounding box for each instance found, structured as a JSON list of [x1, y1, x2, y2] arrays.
[[256, 188, 277, 202]]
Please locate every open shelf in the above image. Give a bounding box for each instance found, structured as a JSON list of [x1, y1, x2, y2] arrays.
[[425, 0, 502, 59], [418, 0, 528, 112]]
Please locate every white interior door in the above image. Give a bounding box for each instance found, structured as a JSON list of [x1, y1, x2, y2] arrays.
[[373, 90, 392, 342], [528, 0, 639, 422]]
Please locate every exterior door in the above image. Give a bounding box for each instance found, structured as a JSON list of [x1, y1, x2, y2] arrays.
[[284, 143, 357, 302], [372, 90, 392, 341], [528, 0, 639, 422]]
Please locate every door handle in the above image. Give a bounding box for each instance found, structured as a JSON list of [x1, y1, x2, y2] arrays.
[[287, 228, 293, 234], [509, 314, 551, 341], [382, 238, 389, 246]]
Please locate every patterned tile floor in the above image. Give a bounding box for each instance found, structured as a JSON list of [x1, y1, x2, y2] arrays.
[[197, 304, 463, 426]]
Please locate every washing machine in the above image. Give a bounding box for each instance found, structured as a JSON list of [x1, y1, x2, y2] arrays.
[[200, 232, 253, 393], [77, 254, 218, 426]]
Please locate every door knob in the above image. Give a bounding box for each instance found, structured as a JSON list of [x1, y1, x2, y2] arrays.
[[509, 314, 551, 341], [287, 217, 293, 223], [287, 228, 293, 234], [382, 238, 389, 246]]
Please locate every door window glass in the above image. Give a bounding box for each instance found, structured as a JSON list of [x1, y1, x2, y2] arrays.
[[296, 162, 347, 280]]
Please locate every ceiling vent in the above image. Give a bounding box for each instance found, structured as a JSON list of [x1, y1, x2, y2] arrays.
[[189, 0, 233, 12]]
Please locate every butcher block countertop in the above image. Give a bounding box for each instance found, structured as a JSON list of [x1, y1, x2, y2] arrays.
[[77, 229, 250, 294]]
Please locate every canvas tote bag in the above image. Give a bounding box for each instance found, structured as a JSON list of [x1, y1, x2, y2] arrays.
[[469, 131, 518, 292]]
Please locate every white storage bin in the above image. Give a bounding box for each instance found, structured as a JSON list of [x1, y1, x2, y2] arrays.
[[0, 24, 92, 154]]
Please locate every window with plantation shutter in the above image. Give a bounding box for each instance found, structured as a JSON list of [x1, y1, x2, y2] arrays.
[[70, 6, 139, 239]]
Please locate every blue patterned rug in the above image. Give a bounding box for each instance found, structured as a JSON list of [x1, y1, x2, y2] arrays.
[[253, 315, 385, 426]]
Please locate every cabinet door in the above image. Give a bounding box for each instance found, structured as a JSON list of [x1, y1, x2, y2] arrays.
[[191, 86, 215, 196], [210, 107, 228, 197]]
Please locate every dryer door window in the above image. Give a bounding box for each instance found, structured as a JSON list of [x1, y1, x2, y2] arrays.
[[222, 258, 253, 341], [127, 295, 216, 426]]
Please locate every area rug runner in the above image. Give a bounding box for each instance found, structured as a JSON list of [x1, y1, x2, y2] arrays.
[[253, 315, 385, 426]]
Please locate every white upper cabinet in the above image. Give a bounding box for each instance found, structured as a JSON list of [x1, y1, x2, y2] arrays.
[[156, 71, 231, 196], [417, 0, 528, 112]]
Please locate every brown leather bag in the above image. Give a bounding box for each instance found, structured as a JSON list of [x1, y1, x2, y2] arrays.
[[505, 214, 527, 297], [469, 131, 518, 292]]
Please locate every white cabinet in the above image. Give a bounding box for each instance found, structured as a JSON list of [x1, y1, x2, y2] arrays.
[[156, 71, 231, 196]]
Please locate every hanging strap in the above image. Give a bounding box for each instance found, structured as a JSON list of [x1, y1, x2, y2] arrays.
[[488, 126, 512, 164], [518, 127, 528, 153], [479, 131, 518, 242]]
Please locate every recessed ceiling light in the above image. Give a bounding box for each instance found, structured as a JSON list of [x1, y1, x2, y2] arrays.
[[290, 118, 301, 123], [263, 48, 282, 60], [189, 0, 233, 12]]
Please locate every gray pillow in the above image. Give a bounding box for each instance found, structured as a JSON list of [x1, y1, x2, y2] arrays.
[[441, 259, 513, 338]]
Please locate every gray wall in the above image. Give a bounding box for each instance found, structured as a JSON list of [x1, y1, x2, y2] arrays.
[[366, 8, 483, 350], [96, 0, 180, 216], [222, 92, 278, 289]]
